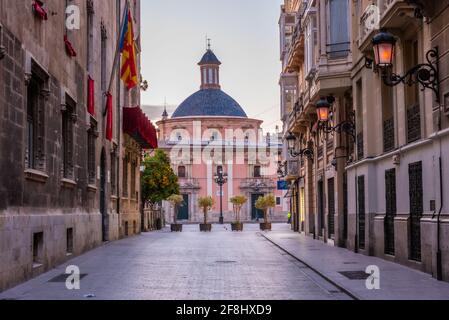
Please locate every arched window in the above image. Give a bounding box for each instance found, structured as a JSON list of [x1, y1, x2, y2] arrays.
[[178, 165, 186, 178]]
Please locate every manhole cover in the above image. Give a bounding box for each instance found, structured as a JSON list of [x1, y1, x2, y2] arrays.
[[338, 271, 369, 280], [215, 260, 237, 264], [48, 273, 88, 283]]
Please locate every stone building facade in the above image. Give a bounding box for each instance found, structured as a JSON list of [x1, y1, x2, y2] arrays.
[[279, 0, 352, 245], [0, 0, 155, 291], [157, 48, 287, 224], [279, 0, 449, 281]]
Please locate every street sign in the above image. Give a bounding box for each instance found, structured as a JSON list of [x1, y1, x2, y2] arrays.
[[277, 180, 290, 190]]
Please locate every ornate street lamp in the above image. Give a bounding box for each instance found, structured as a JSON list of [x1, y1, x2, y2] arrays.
[[214, 167, 228, 224], [286, 132, 314, 160], [371, 30, 440, 103], [372, 31, 396, 68], [315, 97, 356, 141], [316, 97, 331, 123]]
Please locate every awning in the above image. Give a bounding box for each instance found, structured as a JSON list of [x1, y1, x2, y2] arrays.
[[123, 106, 158, 149]]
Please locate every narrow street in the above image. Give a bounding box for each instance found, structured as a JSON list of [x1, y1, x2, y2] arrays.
[[0, 224, 351, 300]]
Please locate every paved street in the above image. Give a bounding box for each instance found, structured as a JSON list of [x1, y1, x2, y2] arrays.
[[0, 224, 351, 300]]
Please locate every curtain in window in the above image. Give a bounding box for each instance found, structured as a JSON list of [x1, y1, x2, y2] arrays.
[[329, 0, 349, 58]]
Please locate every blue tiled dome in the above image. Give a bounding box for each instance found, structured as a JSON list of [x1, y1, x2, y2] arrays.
[[172, 89, 248, 118]]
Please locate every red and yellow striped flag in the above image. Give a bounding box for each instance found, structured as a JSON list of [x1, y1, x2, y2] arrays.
[[119, 6, 138, 90]]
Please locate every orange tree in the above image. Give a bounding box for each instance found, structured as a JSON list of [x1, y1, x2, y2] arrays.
[[141, 150, 179, 208]]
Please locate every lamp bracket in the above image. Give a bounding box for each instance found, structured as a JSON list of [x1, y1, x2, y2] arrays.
[[382, 47, 440, 103]]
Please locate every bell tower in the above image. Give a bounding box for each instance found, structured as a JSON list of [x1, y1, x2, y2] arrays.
[[198, 40, 221, 90]]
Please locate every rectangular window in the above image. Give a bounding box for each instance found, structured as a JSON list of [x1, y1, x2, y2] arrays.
[[254, 165, 261, 178], [405, 40, 421, 143], [382, 82, 395, 152], [122, 156, 128, 197], [357, 175, 366, 250], [208, 68, 213, 84], [100, 24, 107, 91], [87, 121, 97, 184], [131, 160, 136, 199], [32, 232, 44, 265], [66, 228, 74, 254], [328, 0, 350, 58], [62, 95, 76, 179], [328, 178, 335, 238], [305, 16, 317, 75], [276, 197, 281, 206], [26, 64, 47, 171], [356, 79, 364, 160], [111, 152, 117, 195], [86, 0, 94, 73]]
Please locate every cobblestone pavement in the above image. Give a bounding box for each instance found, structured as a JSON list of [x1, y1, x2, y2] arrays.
[[0, 224, 351, 300]]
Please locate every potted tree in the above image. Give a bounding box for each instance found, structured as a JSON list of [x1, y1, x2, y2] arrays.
[[255, 194, 275, 231], [141, 150, 179, 230], [167, 194, 184, 232], [198, 196, 214, 232], [230, 195, 247, 232]]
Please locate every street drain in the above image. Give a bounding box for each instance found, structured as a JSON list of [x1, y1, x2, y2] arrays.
[[48, 273, 88, 282], [338, 271, 369, 280], [215, 260, 237, 264], [343, 262, 358, 265]]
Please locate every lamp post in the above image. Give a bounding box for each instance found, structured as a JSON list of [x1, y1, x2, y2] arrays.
[[370, 30, 440, 103], [285, 132, 314, 160], [214, 167, 228, 224]]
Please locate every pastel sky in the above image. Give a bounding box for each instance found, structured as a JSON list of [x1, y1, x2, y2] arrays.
[[140, 0, 284, 132]]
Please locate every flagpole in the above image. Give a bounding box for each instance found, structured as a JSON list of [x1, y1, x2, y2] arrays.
[[105, 0, 130, 103]]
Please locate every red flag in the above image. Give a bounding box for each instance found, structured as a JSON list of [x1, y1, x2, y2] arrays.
[[64, 35, 77, 57], [87, 76, 95, 116], [32, 1, 48, 20], [105, 93, 113, 141]]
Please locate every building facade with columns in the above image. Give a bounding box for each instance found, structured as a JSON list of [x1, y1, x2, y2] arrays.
[[0, 0, 156, 291], [158, 48, 287, 224], [279, 0, 449, 281]]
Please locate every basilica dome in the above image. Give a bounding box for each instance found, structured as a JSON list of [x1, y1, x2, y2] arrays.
[[172, 89, 247, 118]]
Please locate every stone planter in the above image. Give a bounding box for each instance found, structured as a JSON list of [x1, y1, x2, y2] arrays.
[[259, 222, 272, 231], [199, 223, 212, 232], [231, 222, 243, 232], [171, 224, 183, 232]]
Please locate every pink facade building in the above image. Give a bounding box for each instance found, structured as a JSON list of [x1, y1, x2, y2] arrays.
[[157, 49, 288, 223]]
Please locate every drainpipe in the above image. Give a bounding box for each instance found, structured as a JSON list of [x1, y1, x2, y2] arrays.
[[433, 54, 443, 280], [436, 156, 443, 280], [354, 174, 359, 253]]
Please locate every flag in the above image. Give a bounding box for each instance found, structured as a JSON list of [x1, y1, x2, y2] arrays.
[[87, 76, 95, 116], [105, 93, 113, 141], [119, 5, 138, 90]]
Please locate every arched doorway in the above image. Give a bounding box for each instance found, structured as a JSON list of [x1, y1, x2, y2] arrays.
[[100, 149, 108, 241]]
